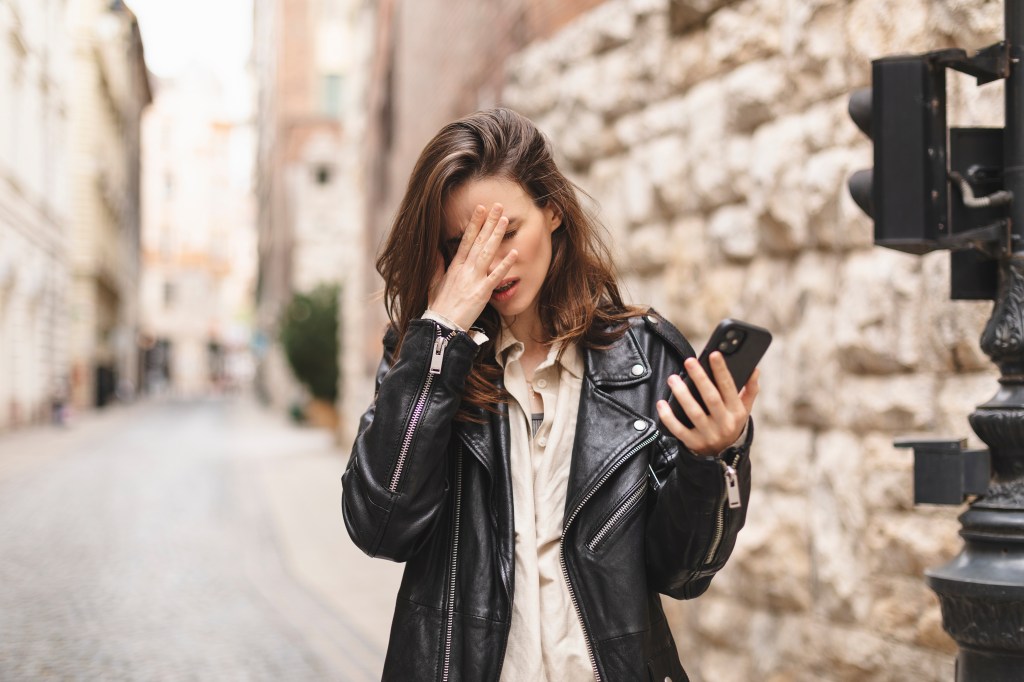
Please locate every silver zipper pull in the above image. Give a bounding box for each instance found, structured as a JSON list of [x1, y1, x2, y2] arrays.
[[429, 335, 449, 374], [724, 464, 741, 509]]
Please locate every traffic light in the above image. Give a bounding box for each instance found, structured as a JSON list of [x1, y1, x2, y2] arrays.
[[848, 46, 1011, 299], [848, 55, 950, 254]]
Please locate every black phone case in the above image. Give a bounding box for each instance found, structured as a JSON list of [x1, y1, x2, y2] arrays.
[[668, 319, 772, 429]]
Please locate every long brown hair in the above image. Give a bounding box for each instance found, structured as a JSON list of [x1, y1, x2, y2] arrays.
[[376, 108, 638, 419]]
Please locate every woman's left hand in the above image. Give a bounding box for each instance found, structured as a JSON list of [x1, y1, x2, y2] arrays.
[[656, 352, 760, 457]]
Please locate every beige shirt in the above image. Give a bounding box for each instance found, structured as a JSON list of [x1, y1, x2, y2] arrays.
[[495, 327, 593, 682]]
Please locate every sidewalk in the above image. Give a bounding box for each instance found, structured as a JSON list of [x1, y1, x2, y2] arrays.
[[226, 399, 404, 667]]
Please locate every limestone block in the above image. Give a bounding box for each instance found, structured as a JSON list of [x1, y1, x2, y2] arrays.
[[811, 625, 891, 681], [834, 249, 922, 374], [708, 204, 757, 262], [727, 489, 813, 611], [751, 425, 813, 494], [628, 0, 663, 17], [736, 251, 839, 331], [706, 0, 783, 68], [563, 49, 646, 117], [668, 0, 739, 35], [659, 30, 715, 97], [916, 601, 956, 653], [760, 298, 844, 428], [622, 150, 657, 226], [817, 95, 869, 152], [582, 0, 639, 55], [836, 374, 938, 432], [543, 0, 637, 66], [928, 0, 1003, 48], [784, 3, 854, 107], [762, 163, 811, 254], [745, 114, 810, 209], [503, 46, 562, 117], [720, 58, 789, 134], [809, 430, 871, 622], [836, 173, 876, 252], [847, 0, 932, 63], [624, 222, 671, 274], [689, 135, 747, 212], [867, 575, 952, 651], [802, 147, 866, 252], [557, 106, 620, 168], [585, 156, 629, 241], [694, 648, 755, 682], [861, 431, 915, 512], [643, 134, 690, 214], [746, 613, 821, 682], [864, 512, 963, 577]]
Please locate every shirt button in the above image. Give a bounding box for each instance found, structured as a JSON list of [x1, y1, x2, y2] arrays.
[[630, 363, 644, 376], [536, 379, 547, 389], [646, 314, 659, 324], [633, 419, 647, 431], [537, 437, 547, 447]]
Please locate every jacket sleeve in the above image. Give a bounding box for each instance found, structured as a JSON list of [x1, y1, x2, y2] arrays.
[[644, 425, 752, 599], [341, 319, 478, 562], [640, 313, 754, 599]]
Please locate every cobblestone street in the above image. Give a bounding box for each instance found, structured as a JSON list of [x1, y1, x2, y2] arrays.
[[0, 398, 402, 681]]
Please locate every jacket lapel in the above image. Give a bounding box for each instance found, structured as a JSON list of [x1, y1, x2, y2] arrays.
[[563, 327, 656, 523]]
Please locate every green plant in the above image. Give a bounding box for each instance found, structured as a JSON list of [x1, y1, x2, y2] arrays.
[[279, 283, 340, 402]]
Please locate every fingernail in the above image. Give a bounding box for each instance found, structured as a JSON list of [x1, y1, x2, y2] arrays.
[[668, 375, 680, 387], [491, 204, 503, 214]]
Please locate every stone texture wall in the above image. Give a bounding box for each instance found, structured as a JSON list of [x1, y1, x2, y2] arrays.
[[502, 1, 1004, 680]]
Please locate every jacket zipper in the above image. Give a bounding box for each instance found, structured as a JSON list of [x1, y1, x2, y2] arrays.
[[586, 478, 646, 552], [703, 451, 743, 565], [560, 431, 658, 682], [388, 328, 456, 492], [441, 445, 463, 682]]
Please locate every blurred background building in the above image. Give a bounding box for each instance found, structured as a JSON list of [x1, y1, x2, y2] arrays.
[[138, 69, 257, 398], [0, 0, 72, 429], [252, 0, 374, 428], [0, 0, 150, 429], [66, 0, 150, 410]]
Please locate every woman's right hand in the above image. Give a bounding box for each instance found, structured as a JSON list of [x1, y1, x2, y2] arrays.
[[428, 203, 519, 330]]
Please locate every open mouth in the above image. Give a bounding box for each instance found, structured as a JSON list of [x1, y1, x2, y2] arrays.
[[493, 279, 518, 294]]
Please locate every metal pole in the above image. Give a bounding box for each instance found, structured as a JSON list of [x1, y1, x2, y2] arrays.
[[925, 4, 1024, 680], [1007, 0, 1024, 247]]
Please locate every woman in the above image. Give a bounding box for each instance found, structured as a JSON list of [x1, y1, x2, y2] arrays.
[[342, 108, 759, 681]]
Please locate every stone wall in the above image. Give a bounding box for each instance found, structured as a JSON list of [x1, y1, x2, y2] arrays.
[[503, 1, 1004, 680]]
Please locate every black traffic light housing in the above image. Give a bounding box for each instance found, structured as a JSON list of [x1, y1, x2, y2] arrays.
[[849, 45, 1013, 299], [849, 56, 950, 254]]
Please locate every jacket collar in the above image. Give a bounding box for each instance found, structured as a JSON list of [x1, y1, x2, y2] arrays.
[[582, 325, 651, 387]]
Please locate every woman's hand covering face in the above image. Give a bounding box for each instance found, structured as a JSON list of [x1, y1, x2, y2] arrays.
[[428, 202, 519, 331], [655, 353, 760, 457]]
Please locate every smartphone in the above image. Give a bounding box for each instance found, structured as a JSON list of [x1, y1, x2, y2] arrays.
[[668, 319, 772, 428]]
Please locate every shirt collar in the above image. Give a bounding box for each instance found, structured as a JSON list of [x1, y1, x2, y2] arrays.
[[495, 325, 583, 380]]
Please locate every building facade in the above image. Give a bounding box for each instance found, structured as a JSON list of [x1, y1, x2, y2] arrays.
[[354, 0, 1007, 679], [253, 0, 375, 425], [138, 70, 257, 398], [66, 0, 150, 410], [0, 0, 73, 429]]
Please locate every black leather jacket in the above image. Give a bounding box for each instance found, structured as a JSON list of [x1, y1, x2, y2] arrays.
[[342, 310, 752, 681]]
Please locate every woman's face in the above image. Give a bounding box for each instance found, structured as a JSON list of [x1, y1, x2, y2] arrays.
[[443, 176, 561, 323]]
